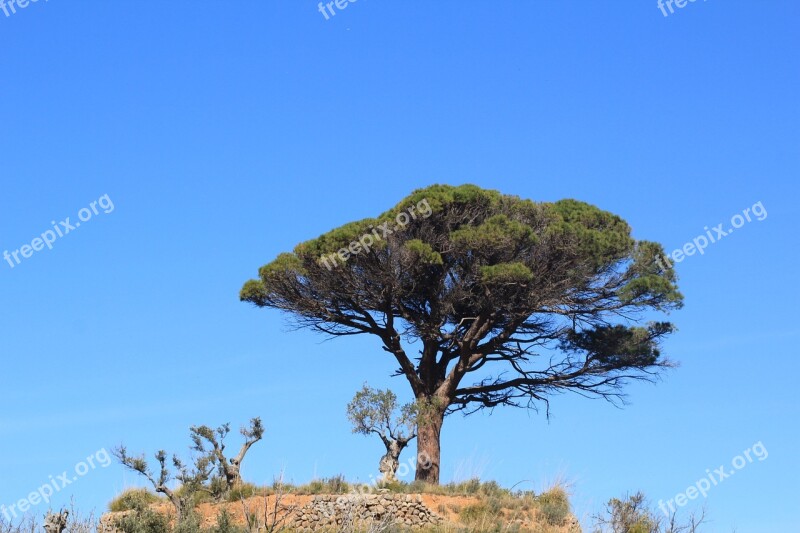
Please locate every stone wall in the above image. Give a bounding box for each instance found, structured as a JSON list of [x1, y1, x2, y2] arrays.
[[292, 493, 443, 530], [100, 493, 444, 532]]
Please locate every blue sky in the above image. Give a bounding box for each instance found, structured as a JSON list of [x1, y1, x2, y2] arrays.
[[0, 1, 797, 531]]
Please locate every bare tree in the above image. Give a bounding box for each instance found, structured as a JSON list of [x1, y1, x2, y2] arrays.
[[112, 446, 212, 521], [190, 417, 265, 494], [0, 515, 36, 533], [347, 385, 417, 481], [662, 506, 707, 533], [240, 470, 295, 533]]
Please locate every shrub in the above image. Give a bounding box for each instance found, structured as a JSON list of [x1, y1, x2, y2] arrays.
[[109, 488, 161, 512], [227, 482, 261, 502], [209, 509, 247, 533], [299, 475, 350, 494], [477, 480, 507, 498], [536, 487, 571, 526], [375, 479, 410, 493], [457, 501, 513, 533], [173, 511, 202, 533], [322, 474, 349, 493], [113, 504, 170, 533], [175, 483, 213, 507], [407, 480, 436, 494], [459, 502, 491, 524], [452, 478, 482, 495], [593, 491, 708, 533], [208, 476, 229, 500]]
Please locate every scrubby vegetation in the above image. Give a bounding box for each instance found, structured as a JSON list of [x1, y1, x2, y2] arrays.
[[98, 478, 577, 533], [592, 492, 706, 533], [0, 503, 96, 533], [112, 417, 264, 520], [0, 485, 714, 532], [108, 488, 162, 513]]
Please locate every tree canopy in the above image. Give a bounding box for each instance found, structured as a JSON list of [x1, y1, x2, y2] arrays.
[[241, 184, 683, 482]]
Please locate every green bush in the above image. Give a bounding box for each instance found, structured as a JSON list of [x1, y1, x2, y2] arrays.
[[227, 482, 261, 502], [173, 512, 202, 533], [113, 504, 170, 533], [536, 487, 571, 526], [299, 474, 350, 494], [208, 476, 229, 500], [459, 502, 491, 524], [209, 509, 247, 533], [406, 480, 436, 494], [108, 488, 161, 512], [175, 483, 213, 507], [477, 480, 507, 498], [451, 478, 483, 495], [373, 478, 410, 493]]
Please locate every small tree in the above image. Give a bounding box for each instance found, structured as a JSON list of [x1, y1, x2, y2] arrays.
[[190, 417, 265, 494], [112, 446, 212, 521], [593, 492, 706, 533], [347, 385, 417, 480]]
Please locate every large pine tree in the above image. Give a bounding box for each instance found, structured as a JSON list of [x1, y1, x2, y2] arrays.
[[241, 184, 683, 483]]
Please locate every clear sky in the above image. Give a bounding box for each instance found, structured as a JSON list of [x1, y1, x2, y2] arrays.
[[0, 1, 797, 532]]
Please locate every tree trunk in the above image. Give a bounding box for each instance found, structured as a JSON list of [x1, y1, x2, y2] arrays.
[[415, 406, 445, 483]]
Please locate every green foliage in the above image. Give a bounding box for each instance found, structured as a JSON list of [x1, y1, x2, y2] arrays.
[[562, 323, 675, 367], [109, 488, 161, 512], [382, 478, 516, 499], [347, 384, 417, 440], [459, 502, 493, 524], [242, 185, 682, 338], [172, 511, 202, 533], [536, 487, 571, 526], [618, 241, 683, 308], [298, 475, 351, 494], [296, 218, 383, 259], [174, 482, 213, 507], [549, 198, 634, 270], [450, 483, 571, 531], [453, 478, 483, 496], [106, 478, 577, 533], [476, 480, 506, 499], [479, 262, 534, 284], [239, 279, 269, 305], [113, 503, 171, 533], [208, 476, 229, 500], [404, 239, 444, 265], [208, 509, 246, 533], [594, 492, 660, 533], [226, 482, 261, 502], [451, 214, 537, 252], [116, 508, 212, 533], [242, 184, 684, 478]]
